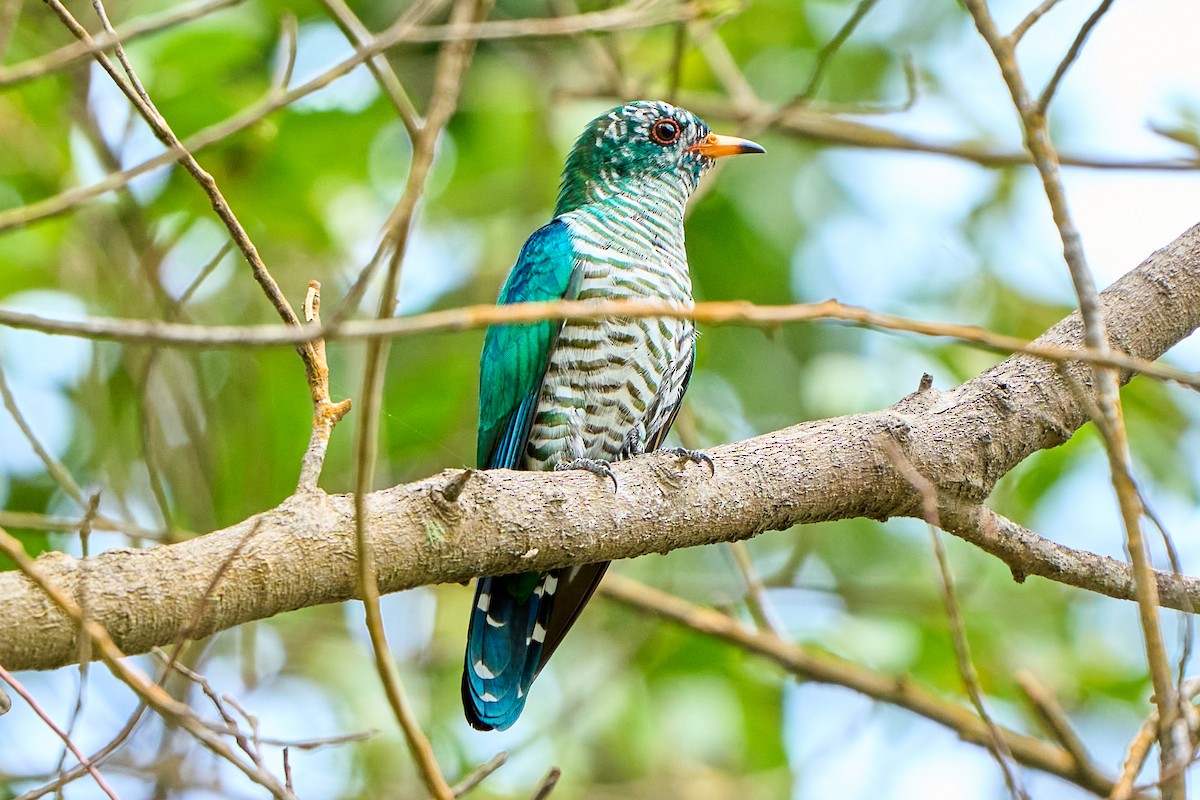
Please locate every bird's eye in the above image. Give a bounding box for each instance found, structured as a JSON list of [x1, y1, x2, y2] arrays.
[[649, 118, 681, 145]]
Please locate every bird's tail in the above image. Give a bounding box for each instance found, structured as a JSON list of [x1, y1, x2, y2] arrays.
[[462, 572, 554, 731]]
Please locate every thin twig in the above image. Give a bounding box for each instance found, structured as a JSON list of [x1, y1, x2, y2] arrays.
[[319, 0, 421, 135], [296, 282, 352, 493], [666, 21, 686, 103], [727, 540, 787, 636], [960, 2, 1186, 792], [0, 510, 168, 539], [1010, 0, 1066, 44], [693, 31, 757, 111], [1140, 497, 1195, 688], [0, 665, 120, 800], [600, 574, 1120, 796], [531, 768, 561, 800], [2, 296, 1196, 390], [452, 753, 509, 797], [0, 363, 87, 506], [51, 490, 102, 782], [1016, 670, 1106, 787], [796, 0, 880, 101], [348, 0, 490, 796], [1110, 712, 1157, 800], [884, 441, 1029, 800], [12, 701, 150, 800], [0, 525, 294, 798], [47, 0, 330, 411], [0, 0, 246, 89], [1037, 0, 1118, 116], [1110, 678, 1200, 800]]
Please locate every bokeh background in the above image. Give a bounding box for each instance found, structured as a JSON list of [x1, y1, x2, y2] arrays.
[[2, 0, 1200, 797]]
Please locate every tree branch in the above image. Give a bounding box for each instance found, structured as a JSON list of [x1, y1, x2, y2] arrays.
[[599, 574, 1116, 797], [2, 223, 1200, 672]]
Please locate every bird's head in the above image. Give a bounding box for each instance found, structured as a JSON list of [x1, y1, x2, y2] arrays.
[[555, 100, 764, 215]]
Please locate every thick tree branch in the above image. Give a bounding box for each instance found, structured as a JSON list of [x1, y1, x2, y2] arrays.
[[2, 224, 1200, 672]]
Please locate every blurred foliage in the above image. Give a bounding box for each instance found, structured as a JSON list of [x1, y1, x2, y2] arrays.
[[1, 0, 1199, 798]]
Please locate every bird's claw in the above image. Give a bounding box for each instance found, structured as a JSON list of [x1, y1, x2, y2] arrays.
[[663, 446, 715, 476], [555, 457, 619, 492]]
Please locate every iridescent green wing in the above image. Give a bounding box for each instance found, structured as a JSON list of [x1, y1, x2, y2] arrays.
[[477, 219, 580, 469]]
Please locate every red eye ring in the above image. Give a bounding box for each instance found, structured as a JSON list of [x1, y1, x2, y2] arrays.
[[649, 118, 681, 145]]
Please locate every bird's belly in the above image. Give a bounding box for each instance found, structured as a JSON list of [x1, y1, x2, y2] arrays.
[[523, 315, 693, 470]]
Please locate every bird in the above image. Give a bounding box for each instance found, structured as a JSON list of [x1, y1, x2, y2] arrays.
[[463, 100, 764, 731]]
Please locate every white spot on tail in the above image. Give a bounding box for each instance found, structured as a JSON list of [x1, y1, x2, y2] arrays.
[[486, 614, 506, 628], [473, 660, 495, 679], [544, 575, 559, 595], [532, 622, 547, 643], [476, 593, 490, 612], [481, 692, 499, 702]]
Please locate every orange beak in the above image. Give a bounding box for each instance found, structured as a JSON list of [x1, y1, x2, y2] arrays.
[[687, 132, 766, 159]]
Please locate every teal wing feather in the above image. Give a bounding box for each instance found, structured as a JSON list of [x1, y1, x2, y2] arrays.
[[477, 219, 580, 470], [465, 219, 581, 731]]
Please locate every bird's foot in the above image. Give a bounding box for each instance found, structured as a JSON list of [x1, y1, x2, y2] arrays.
[[662, 446, 715, 476], [555, 457, 619, 492]]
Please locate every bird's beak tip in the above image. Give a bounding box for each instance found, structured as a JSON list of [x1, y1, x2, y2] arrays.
[[688, 133, 766, 159]]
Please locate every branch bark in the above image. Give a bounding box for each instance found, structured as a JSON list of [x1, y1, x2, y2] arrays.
[[2, 223, 1200, 672]]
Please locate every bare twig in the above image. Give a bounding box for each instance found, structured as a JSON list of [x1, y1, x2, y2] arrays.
[[319, 0, 421, 135], [0, 363, 87, 506], [600, 574, 1119, 796], [1108, 679, 1200, 800], [531, 768, 562, 800], [2, 295, 1196, 389], [1037, 0, 1118, 116], [0, 0, 246, 89], [0, 525, 294, 798], [296, 282, 352, 493], [884, 441, 1029, 799], [44, 0, 312, 353], [0, 510, 167, 539], [348, 0, 490, 796], [283, 748, 294, 795], [1011, 0, 1066, 44], [12, 701, 150, 800], [693, 31, 757, 111], [1016, 671, 1108, 788], [452, 753, 509, 797], [257, 730, 378, 750], [0, 665, 119, 800], [1110, 713, 1156, 800], [960, 2, 1186, 792], [796, 0, 880, 101], [51, 491, 102, 782], [727, 540, 786, 636]]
